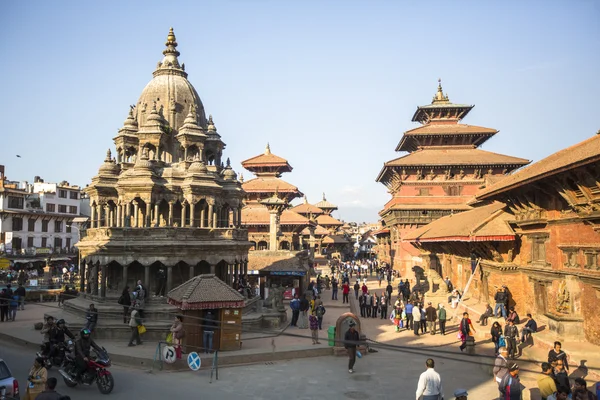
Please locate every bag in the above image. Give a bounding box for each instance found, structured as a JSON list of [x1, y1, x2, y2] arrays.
[[138, 325, 146, 335], [316, 305, 326, 317], [117, 294, 125, 305], [175, 329, 185, 339], [499, 335, 506, 347], [166, 332, 173, 344], [356, 350, 362, 359]]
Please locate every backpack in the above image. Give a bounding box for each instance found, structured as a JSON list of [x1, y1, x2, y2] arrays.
[[498, 335, 506, 347], [117, 294, 125, 305], [316, 305, 326, 318]]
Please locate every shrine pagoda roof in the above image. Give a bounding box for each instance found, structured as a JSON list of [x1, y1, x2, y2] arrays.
[[411, 80, 474, 124], [242, 177, 302, 195], [314, 193, 338, 210], [301, 224, 330, 236], [316, 214, 343, 226], [477, 134, 600, 200], [379, 147, 530, 170], [290, 196, 325, 215], [396, 124, 498, 152], [167, 274, 245, 310], [241, 143, 293, 173], [403, 202, 515, 243], [323, 235, 350, 244], [242, 205, 311, 226]]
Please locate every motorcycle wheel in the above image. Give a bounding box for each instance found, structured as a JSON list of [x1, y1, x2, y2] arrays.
[[96, 372, 114, 394], [63, 376, 78, 388]]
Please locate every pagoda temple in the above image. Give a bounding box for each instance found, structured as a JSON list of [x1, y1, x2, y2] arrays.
[[240, 144, 311, 251], [375, 80, 530, 274], [75, 29, 251, 303]]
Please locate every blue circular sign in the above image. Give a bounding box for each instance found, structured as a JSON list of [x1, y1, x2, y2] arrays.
[[187, 351, 201, 371]]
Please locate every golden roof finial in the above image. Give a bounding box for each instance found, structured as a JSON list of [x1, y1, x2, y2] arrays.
[[265, 143, 271, 155], [304, 194, 308, 204], [166, 27, 177, 47], [239, 172, 244, 183], [432, 78, 450, 103]]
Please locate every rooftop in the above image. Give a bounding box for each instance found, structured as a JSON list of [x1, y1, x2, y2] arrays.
[[167, 274, 245, 310], [242, 205, 311, 226], [241, 144, 293, 174], [477, 133, 600, 199]]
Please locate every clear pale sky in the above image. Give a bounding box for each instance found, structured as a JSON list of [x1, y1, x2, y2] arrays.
[[1, 1, 599, 223]]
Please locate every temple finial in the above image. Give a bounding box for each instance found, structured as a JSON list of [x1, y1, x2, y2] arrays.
[[239, 172, 244, 183], [433, 78, 449, 103], [207, 114, 216, 131], [105, 149, 112, 162], [322, 192, 326, 201], [265, 143, 271, 155], [157, 27, 181, 70], [304, 195, 308, 204], [226, 157, 231, 167]]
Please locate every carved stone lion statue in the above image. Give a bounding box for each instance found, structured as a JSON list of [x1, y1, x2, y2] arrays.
[[426, 268, 448, 295]]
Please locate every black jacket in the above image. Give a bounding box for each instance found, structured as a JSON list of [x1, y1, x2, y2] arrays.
[[50, 326, 75, 343], [75, 337, 101, 358], [494, 291, 506, 303], [344, 329, 360, 349]]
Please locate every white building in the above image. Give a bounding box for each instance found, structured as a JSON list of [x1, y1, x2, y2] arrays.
[[0, 166, 86, 258]]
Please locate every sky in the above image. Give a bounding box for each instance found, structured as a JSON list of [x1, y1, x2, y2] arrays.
[[1, 1, 599, 223]]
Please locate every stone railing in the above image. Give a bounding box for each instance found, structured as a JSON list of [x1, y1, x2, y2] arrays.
[[84, 227, 248, 242]]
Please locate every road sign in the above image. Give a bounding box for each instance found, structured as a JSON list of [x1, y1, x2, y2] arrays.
[[162, 345, 176, 364], [187, 352, 201, 371], [0, 258, 9, 270]]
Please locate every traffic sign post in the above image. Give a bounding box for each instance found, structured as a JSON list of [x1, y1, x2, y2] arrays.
[[210, 351, 219, 383], [187, 352, 201, 371], [162, 345, 176, 364]]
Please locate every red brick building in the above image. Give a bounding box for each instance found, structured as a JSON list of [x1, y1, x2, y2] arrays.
[[406, 133, 600, 344], [375, 81, 529, 275]]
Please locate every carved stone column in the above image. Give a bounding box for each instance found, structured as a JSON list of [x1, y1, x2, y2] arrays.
[[116, 204, 122, 228], [234, 262, 239, 286], [100, 264, 107, 298], [168, 202, 174, 226], [144, 265, 151, 296], [207, 201, 214, 228], [90, 206, 97, 229], [79, 261, 86, 293], [154, 203, 159, 227], [133, 202, 140, 228], [181, 201, 187, 227], [190, 202, 196, 227], [167, 266, 173, 292], [213, 208, 218, 229], [91, 263, 99, 296], [200, 204, 206, 228], [145, 202, 152, 228], [122, 265, 128, 289]]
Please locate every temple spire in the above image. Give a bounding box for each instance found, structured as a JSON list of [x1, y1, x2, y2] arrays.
[[432, 78, 450, 104], [164, 27, 180, 58], [265, 143, 271, 155], [105, 149, 112, 162], [322, 192, 326, 201], [155, 27, 183, 73]]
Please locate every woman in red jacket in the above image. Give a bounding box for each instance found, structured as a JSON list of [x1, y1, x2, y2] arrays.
[[342, 282, 350, 304]]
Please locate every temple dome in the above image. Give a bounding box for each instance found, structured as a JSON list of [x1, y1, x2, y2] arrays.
[[98, 149, 120, 176], [135, 28, 207, 131]]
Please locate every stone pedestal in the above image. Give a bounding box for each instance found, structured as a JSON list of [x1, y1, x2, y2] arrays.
[[544, 312, 584, 338]]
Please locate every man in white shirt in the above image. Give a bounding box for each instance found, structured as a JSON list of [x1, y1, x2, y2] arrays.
[[416, 358, 443, 400]]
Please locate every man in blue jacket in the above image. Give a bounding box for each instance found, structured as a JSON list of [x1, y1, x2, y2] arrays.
[[290, 295, 300, 327], [521, 313, 537, 343], [405, 302, 414, 330]]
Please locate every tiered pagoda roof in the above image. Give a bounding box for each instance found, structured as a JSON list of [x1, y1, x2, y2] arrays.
[[314, 193, 338, 215], [290, 196, 325, 216]]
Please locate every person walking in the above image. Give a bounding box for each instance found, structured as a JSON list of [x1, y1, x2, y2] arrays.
[[415, 358, 443, 400], [412, 303, 421, 336], [420, 304, 427, 334], [25, 356, 48, 400], [309, 311, 321, 344], [16, 283, 26, 311], [9, 291, 19, 321], [331, 278, 338, 300], [298, 294, 309, 329], [406, 301, 414, 331], [438, 304, 446, 335], [504, 319, 519, 359], [548, 341, 569, 372], [380, 293, 388, 320], [290, 294, 300, 327], [365, 292, 372, 318], [344, 321, 360, 373], [499, 363, 522, 400], [459, 312, 476, 352], [342, 281, 350, 304], [425, 302, 437, 335], [386, 282, 393, 303], [118, 286, 131, 324], [493, 347, 510, 399], [537, 362, 557, 400], [315, 302, 326, 330], [494, 287, 507, 318], [128, 306, 143, 347], [491, 321, 503, 355], [353, 281, 360, 300], [170, 315, 184, 359], [84, 303, 98, 333], [0, 288, 10, 322]]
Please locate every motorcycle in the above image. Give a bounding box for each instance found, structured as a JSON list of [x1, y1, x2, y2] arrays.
[[59, 346, 114, 394], [36, 341, 69, 370]]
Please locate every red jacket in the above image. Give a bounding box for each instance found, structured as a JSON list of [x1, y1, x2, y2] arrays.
[[342, 284, 350, 294]]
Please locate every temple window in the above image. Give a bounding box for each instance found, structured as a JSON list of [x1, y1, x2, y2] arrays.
[[418, 188, 431, 196], [563, 249, 579, 269], [530, 236, 548, 264], [584, 251, 599, 270]]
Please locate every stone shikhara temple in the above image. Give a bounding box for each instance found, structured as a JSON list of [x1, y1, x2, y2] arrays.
[[76, 28, 251, 298]]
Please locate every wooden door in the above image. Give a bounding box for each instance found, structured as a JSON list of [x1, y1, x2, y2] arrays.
[[183, 310, 202, 354]]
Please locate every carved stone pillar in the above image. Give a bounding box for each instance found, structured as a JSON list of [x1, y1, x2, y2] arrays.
[[90, 206, 97, 228], [133, 202, 140, 228], [167, 266, 173, 292], [200, 205, 206, 228], [144, 265, 151, 295], [232, 208, 238, 227], [100, 264, 107, 298], [234, 262, 239, 286], [145, 203, 152, 228], [154, 203, 159, 227], [122, 265, 128, 289], [168, 202, 174, 226], [181, 201, 187, 227], [79, 261, 86, 293], [91, 264, 99, 296], [243, 261, 248, 277], [116, 204, 122, 228], [213, 209, 218, 229], [237, 208, 242, 227], [189, 264, 195, 280], [190, 202, 196, 227], [207, 202, 214, 227]]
